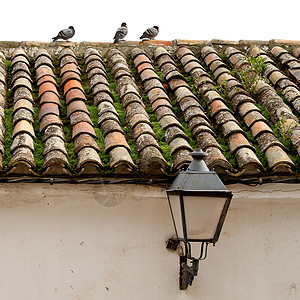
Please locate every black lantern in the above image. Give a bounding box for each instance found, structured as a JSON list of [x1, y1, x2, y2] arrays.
[[166, 149, 233, 289]]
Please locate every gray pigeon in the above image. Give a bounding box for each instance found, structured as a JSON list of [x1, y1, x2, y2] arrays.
[[140, 26, 159, 40], [114, 22, 128, 43], [52, 26, 75, 42]]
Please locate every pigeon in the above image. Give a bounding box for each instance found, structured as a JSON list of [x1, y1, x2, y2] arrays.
[[140, 26, 159, 40], [113, 22, 128, 43], [52, 26, 75, 42]]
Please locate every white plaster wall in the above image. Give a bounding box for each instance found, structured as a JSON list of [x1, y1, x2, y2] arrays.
[[0, 182, 299, 299]]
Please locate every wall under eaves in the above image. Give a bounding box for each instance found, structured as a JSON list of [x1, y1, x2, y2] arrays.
[[0, 182, 299, 299]]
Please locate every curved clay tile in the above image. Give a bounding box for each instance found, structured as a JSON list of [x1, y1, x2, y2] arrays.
[[12, 120, 35, 139], [36, 65, 55, 81], [71, 121, 97, 139], [8, 146, 35, 169], [39, 114, 63, 132], [43, 125, 66, 141], [66, 100, 90, 118], [93, 92, 114, 106], [87, 67, 106, 79], [10, 133, 34, 153], [108, 147, 135, 174], [40, 91, 62, 107], [35, 56, 54, 69], [42, 150, 70, 176], [98, 111, 121, 126], [69, 111, 93, 126], [43, 136, 68, 156], [60, 63, 81, 77], [11, 62, 30, 75], [86, 60, 106, 73], [63, 79, 84, 96], [35, 48, 53, 61], [11, 70, 32, 85], [61, 71, 82, 86], [74, 133, 100, 154], [12, 108, 34, 125], [39, 82, 59, 98], [60, 55, 78, 68], [37, 75, 58, 87], [76, 147, 103, 174], [59, 48, 76, 59], [100, 119, 124, 137], [89, 74, 109, 90], [65, 89, 87, 104], [38, 103, 60, 121], [104, 131, 131, 154], [12, 99, 34, 115], [11, 55, 30, 68]]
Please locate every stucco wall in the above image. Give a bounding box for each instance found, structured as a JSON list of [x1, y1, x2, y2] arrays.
[[0, 182, 299, 299]]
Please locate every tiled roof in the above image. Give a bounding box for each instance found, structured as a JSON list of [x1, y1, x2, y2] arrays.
[[0, 39, 299, 180]]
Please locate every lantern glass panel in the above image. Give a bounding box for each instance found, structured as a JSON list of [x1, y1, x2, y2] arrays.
[[168, 194, 184, 239], [183, 195, 227, 241]]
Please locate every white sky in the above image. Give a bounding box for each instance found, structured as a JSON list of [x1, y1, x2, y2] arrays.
[[1, 0, 299, 43]]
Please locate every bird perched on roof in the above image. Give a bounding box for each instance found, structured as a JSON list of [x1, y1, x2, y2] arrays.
[[52, 26, 75, 42], [113, 22, 128, 43], [140, 26, 159, 40]]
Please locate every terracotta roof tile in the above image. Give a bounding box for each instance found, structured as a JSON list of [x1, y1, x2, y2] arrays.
[[60, 63, 81, 77], [11, 55, 30, 68], [11, 70, 32, 85], [59, 48, 77, 59], [65, 89, 87, 104], [12, 120, 35, 139], [98, 111, 120, 126], [108, 147, 135, 174], [35, 56, 54, 69], [35, 48, 53, 61], [40, 91, 62, 107], [11, 62, 30, 75], [38, 103, 60, 121], [76, 147, 103, 172], [74, 133, 100, 154], [221, 121, 244, 138], [61, 71, 82, 86], [42, 150, 70, 176], [39, 114, 63, 132], [140, 68, 161, 82], [60, 55, 78, 68], [12, 99, 34, 115], [10, 133, 34, 153], [66, 100, 90, 118], [37, 75, 57, 87], [99, 119, 123, 137], [156, 55, 176, 68], [39, 82, 59, 98], [71, 121, 96, 139], [12, 108, 34, 125], [63, 79, 84, 96], [143, 78, 163, 93], [36, 65, 55, 81], [43, 125, 66, 141], [43, 136, 67, 156], [122, 93, 145, 109], [69, 111, 93, 127], [8, 146, 35, 169], [243, 110, 268, 127]]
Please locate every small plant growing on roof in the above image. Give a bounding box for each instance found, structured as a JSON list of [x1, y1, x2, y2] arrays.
[[230, 54, 268, 97], [277, 116, 299, 142]]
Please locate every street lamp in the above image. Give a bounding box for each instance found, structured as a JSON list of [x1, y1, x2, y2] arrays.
[[166, 149, 233, 290]]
